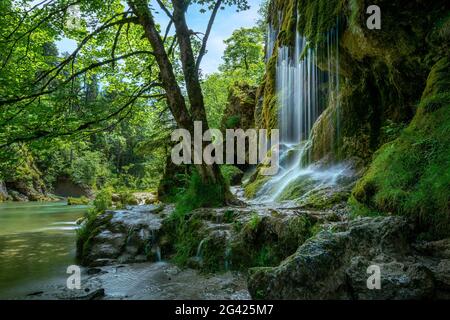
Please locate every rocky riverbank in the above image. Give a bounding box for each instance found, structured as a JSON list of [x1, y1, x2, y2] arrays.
[[75, 186, 450, 300], [24, 262, 250, 300]]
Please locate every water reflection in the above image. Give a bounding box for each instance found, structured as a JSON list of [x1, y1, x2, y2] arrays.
[[0, 201, 86, 298]]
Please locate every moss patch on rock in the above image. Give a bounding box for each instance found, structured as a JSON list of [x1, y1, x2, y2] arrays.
[[230, 214, 315, 270]]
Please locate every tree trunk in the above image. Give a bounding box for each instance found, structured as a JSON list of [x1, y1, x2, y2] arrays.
[[128, 0, 234, 203]]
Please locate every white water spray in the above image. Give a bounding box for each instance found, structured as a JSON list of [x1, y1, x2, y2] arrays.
[[256, 19, 350, 203]]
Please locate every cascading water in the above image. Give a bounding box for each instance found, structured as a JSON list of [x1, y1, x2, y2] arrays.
[[266, 12, 281, 62], [256, 19, 353, 204]]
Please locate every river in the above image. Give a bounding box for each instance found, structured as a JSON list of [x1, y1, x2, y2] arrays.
[[0, 201, 250, 300], [0, 201, 87, 299]]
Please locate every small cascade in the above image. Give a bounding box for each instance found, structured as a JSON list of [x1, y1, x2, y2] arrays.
[[224, 245, 232, 271], [155, 245, 162, 262], [256, 19, 347, 203], [266, 11, 281, 62], [196, 238, 207, 260]]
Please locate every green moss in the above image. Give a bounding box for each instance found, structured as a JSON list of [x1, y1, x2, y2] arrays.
[[352, 59, 450, 239], [171, 215, 204, 267], [175, 171, 226, 215], [220, 165, 243, 186], [276, 177, 316, 201], [198, 235, 229, 272], [247, 212, 262, 232], [76, 208, 112, 264], [297, 0, 343, 47], [75, 187, 117, 264], [278, 215, 314, 253], [419, 92, 450, 113], [422, 58, 450, 99], [224, 115, 241, 129], [67, 196, 90, 206], [297, 190, 350, 209], [117, 190, 138, 207], [259, 54, 278, 131], [244, 174, 270, 198], [93, 187, 113, 213], [230, 214, 315, 270], [223, 209, 236, 223]]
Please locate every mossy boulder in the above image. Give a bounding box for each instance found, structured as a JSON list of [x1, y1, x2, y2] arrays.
[[220, 83, 257, 171], [248, 216, 448, 300], [220, 165, 244, 186], [77, 204, 168, 266], [164, 206, 318, 273], [221, 83, 257, 131]]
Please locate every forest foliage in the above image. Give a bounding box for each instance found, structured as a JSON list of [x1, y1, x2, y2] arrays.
[[0, 0, 266, 199]]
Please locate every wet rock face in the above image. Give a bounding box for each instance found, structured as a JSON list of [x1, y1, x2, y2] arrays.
[[80, 204, 172, 267], [220, 83, 257, 171], [53, 175, 93, 198], [161, 196, 346, 273], [5, 179, 53, 201], [248, 216, 450, 300]]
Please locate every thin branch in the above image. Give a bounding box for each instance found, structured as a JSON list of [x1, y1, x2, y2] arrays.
[[155, 0, 173, 20], [34, 16, 138, 85], [0, 82, 156, 148], [0, 50, 153, 106], [196, 0, 223, 71]]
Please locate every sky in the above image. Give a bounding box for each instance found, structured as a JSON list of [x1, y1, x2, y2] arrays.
[[56, 0, 264, 75]]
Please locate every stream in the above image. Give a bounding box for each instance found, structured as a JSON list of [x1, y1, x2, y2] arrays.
[[0, 201, 250, 300], [0, 201, 86, 299]]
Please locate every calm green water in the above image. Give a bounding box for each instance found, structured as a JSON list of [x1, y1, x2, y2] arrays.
[[0, 201, 87, 299]]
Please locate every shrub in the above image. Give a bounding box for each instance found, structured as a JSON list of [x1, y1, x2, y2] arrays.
[[93, 187, 113, 213], [67, 196, 90, 206]]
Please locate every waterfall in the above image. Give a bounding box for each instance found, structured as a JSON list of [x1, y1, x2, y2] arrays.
[[266, 24, 277, 62], [266, 12, 281, 62], [277, 34, 323, 146], [255, 19, 352, 203]]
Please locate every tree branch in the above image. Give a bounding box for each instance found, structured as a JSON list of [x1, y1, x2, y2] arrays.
[[196, 0, 223, 71], [0, 50, 153, 106]]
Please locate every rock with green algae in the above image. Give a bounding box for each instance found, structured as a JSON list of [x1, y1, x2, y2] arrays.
[[67, 196, 90, 206], [161, 205, 323, 273], [248, 216, 450, 300], [0, 180, 9, 201], [219, 83, 258, 172], [76, 204, 173, 266]]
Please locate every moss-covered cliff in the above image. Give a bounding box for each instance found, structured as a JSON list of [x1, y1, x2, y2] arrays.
[[352, 57, 450, 239], [252, 0, 450, 236], [259, 0, 448, 161]]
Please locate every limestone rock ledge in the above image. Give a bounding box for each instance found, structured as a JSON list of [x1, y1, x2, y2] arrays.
[[248, 216, 450, 300]]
